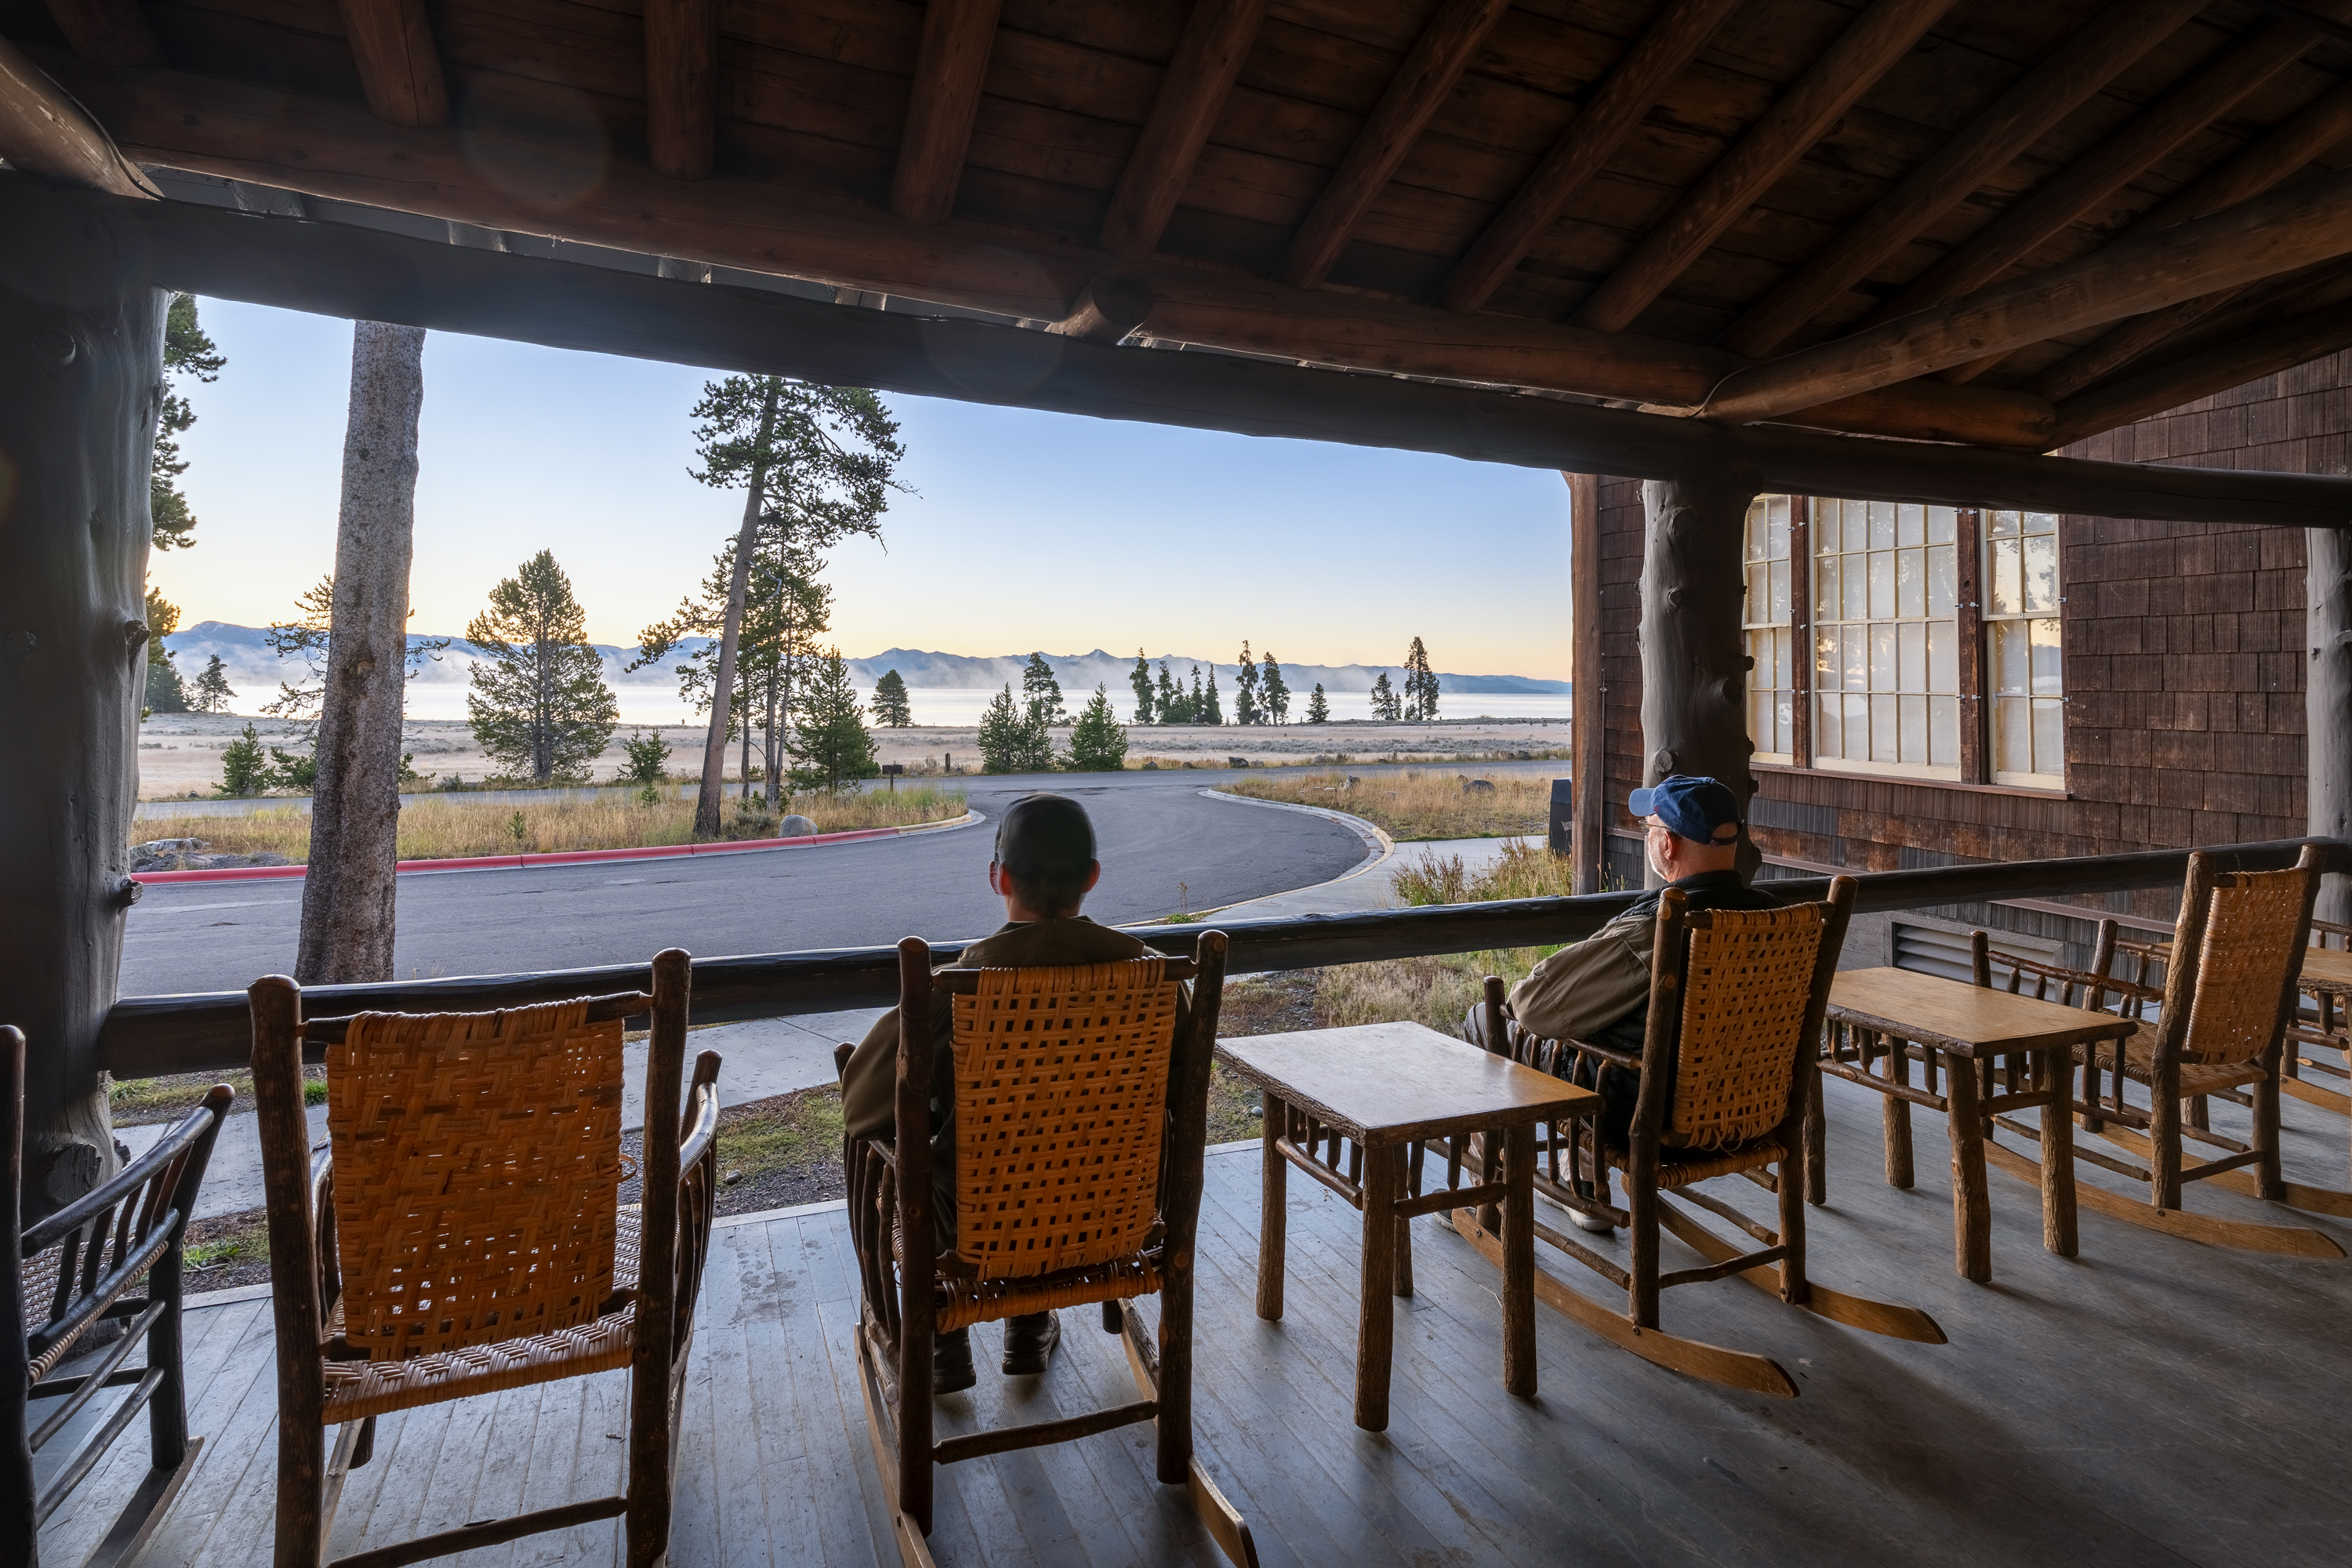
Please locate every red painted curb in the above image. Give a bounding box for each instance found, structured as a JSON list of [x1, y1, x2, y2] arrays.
[[132, 817, 965, 884]]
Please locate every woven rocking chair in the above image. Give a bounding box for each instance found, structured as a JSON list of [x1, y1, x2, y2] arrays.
[[848, 932, 1257, 1568], [249, 949, 721, 1568], [4, 1028, 233, 1568], [1970, 846, 2348, 1258], [1451, 877, 1941, 1396]]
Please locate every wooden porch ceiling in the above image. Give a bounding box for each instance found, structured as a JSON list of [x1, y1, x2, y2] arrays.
[[11, 1, 2352, 452]]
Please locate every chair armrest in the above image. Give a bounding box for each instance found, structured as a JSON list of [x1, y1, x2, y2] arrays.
[[1565, 1037, 1641, 1073], [678, 1080, 721, 1174], [21, 1086, 233, 1257]]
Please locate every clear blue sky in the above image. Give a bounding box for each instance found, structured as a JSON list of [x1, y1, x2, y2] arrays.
[[148, 299, 1576, 677]]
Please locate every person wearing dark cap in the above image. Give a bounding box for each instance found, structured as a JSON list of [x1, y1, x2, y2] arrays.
[[1489, 775, 1778, 1232], [837, 791, 1182, 1394]]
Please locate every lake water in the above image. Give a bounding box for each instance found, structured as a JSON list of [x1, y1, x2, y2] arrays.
[[393, 685, 1577, 728]]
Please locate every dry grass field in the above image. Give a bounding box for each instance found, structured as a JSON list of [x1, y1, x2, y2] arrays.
[[132, 786, 966, 862], [1222, 768, 1550, 840]]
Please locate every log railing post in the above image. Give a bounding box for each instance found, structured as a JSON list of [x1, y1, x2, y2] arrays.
[[0, 199, 164, 1224], [1639, 467, 1762, 880], [2310, 526, 2352, 926], [1567, 473, 1606, 895]]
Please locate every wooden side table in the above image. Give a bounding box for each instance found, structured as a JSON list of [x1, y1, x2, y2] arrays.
[[1214, 1021, 1597, 1432], [1821, 967, 2135, 1283]]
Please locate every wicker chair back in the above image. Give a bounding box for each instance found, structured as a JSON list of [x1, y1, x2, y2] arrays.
[[2180, 868, 2313, 1065], [1669, 904, 1828, 1150]]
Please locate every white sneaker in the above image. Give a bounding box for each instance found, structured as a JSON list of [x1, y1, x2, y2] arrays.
[[1568, 1205, 1617, 1235]]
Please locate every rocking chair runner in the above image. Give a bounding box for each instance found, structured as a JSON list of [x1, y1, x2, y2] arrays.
[[1970, 846, 2349, 1257], [848, 932, 1256, 1568], [1450, 876, 1942, 1396], [4, 1028, 233, 1568], [250, 949, 722, 1568]]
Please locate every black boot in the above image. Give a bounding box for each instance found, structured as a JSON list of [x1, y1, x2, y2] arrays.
[[933, 1327, 975, 1395], [1000, 1310, 1060, 1375]]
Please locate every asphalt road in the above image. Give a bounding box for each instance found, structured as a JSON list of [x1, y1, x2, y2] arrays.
[[118, 768, 1398, 996]]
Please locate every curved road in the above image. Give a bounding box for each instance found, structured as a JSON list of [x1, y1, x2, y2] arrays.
[[120, 768, 1396, 995]]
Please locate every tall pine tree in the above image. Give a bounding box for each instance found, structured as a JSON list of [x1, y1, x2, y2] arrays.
[[1157, 659, 1187, 724], [871, 667, 913, 726], [1306, 683, 1330, 724], [1068, 685, 1128, 771], [1233, 641, 1260, 726], [1201, 665, 1224, 724], [1261, 651, 1290, 723], [151, 292, 226, 552], [1405, 636, 1439, 720], [788, 648, 879, 789], [193, 654, 235, 713], [465, 550, 619, 783], [1129, 648, 1156, 724], [978, 684, 1055, 772], [1022, 652, 1065, 724], [141, 589, 188, 713], [1370, 670, 1399, 720]]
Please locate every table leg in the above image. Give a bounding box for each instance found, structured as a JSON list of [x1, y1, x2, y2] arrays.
[[1805, 1057, 1827, 1207], [1501, 1122, 1536, 1399], [1395, 1142, 1421, 1299], [1884, 1032, 1915, 1189], [1944, 1055, 1992, 1283], [1258, 1091, 1287, 1323], [1355, 1142, 1402, 1432], [2036, 1046, 2078, 1258]]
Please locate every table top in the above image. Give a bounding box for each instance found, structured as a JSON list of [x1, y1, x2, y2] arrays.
[[2298, 946, 2352, 996], [1215, 1022, 1597, 1145], [1828, 967, 2137, 1058]]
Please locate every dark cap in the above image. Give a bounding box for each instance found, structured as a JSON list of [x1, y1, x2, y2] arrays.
[[993, 793, 1097, 886], [1628, 775, 1742, 845]]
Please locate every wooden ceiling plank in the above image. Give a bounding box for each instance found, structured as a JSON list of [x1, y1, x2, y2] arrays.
[[1437, 0, 1742, 314], [1715, 0, 2205, 360], [1865, 4, 2352, 325], [1704, 162, 2352, 424], [890, 0, 1004, 224], [2053, 294, 2352, 444], [40, 0, 162, 67], [0, 32, 155, 194], [338, 0, 449, 127], [1098, 0, 1270, 260], [23, 180, 2337, 525], [2027, 77, 2352, 400], [1573, 0, 1962, 336], [644, 0, 717, 180], [1277, 0, 1512, 290]]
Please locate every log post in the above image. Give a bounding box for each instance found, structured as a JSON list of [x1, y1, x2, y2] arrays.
[[0, 200, 165, 1224], [1566, 473, 1605, 894], [2310, 526, 2352, 926], [1639, 466, 1762, 880]]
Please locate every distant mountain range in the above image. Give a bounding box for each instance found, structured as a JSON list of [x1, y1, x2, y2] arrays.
[[162, 624, 1568, 699]]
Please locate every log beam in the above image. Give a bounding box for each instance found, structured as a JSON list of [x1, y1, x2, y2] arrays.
[[644, 0, 717, 180], [0, 195, 163, 1223], [1279, 0, 1509, 290], [13, 180, 2348, 528], [1573, 0, 1958, 336], [891, 0, 1003, 225], [1716, 0, 2204, 359], [337, 0, 447, 127], [2050, 296, 2352, 445], [0, 34, 154, 196], [1704, 166, 2352, 426], [1439, 0, 1740, 316], [1639, 467, 1762, 879], [1867, 6, 2347, 325], [1047, 269, 1152, 344], [40, 0, 162, 67], [1098, 0, 1268, 260]]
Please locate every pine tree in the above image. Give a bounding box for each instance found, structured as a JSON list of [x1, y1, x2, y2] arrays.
[[1201, 665, 1225, 724], [789, 648, 880, 789], [1261, 651, 1290, 723], [1234, 641, 1261, 726], [465, 550, 620, 783], [1022, 652, 1065, 724], [1129, 649, 1156, 725], [193, 653, 235, 713], [978, 683, 1056, 773], [1157, 659, 1189, 724], [142, 588, 188, 713], [151, 292, 226, 552], [871, 667, 913, 726], [1068, 685, 1128, 771], [1370, 670, 1399, 721], [216, 723, 270, 797], [1406, 636, 1439, 721], [1189, 665, 1206, 723], [1306, 683, 1330, 724]]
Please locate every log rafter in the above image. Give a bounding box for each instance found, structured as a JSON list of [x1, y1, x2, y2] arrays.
[[0, 33, 154, 197], [1866, 5, 2352, 327], [39, 0, 162, 67], [1437, 0, 1742, 316], [1279, 0, 1510, 290], [890, 0, 1004, 225], [337, 0, 448, 128], [644, 0, 717, 180], [1098, 0, 1270, 261], [1704, 164, 2352, 425], [1573, 0, 1960, 337], [1716, 0, 2205, 360], [2053, 293, 2352, 444]]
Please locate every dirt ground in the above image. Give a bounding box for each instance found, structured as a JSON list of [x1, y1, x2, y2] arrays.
[[135, 713, 1572, 799]]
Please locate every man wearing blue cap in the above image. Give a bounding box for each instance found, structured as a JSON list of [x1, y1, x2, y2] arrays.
[[1496, 775, 1779, 1230]]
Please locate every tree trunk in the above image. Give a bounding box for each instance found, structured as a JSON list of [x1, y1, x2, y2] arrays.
[[0, 204, 164, 1223], [2310, 528, 2352, 926], [1639, 467, 1762, 884], [296, 321, 426, 985], [695, 387, 776, 835]]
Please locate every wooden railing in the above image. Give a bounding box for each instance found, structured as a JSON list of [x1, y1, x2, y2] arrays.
[[98, 837, 2351, 1079]]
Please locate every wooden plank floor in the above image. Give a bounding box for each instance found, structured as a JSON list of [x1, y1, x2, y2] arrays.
[[35, 1076, 2352, 1568]]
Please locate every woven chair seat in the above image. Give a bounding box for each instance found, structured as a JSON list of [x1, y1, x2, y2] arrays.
[[2074, 1022, 2267, 1097], [318, 1207, 642, 1424], [1602, 1135, 1784, 1190]]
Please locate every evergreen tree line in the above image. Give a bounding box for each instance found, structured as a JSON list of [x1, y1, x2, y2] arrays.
[[1120, 637, 1439, 725], [976, 655, 1125, 773]]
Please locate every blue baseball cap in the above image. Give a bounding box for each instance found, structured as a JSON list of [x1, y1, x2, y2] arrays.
[[1628, 775, 1743, 845]]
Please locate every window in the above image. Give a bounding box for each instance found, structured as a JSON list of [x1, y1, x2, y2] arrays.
[[1744, 495, 1795, 764], [1810, 498, 1961, 779], [1984, 509, 2064, 786]]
